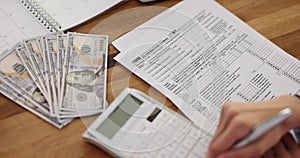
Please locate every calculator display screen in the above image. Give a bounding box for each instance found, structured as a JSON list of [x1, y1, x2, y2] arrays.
[[96, 94, 143, 139]]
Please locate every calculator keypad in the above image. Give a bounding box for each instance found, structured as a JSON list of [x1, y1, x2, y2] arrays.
[[121, 108, 211, 158]]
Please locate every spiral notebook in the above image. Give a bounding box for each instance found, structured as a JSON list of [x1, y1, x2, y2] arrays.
[[0, 0, 124, 53]]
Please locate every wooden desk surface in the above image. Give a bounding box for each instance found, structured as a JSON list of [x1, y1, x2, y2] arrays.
[[0, 0, 299, 157]]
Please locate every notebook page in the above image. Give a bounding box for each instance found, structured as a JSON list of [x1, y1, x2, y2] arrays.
[[0, 0, 48, 53], [34, 0, 124, 30]]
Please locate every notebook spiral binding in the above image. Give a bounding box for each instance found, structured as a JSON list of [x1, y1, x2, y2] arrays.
[[19, 0, 62, 32]]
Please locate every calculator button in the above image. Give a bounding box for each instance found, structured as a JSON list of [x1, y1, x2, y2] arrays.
[[157, 149, 171, 158], [131, 122, 148, 132], [176, 122, 191, 134], [170, 118, 183, 128], [161, 125, 175, 138], [152, 120, 164, 129], [172, 127, 189, 141], [182, 136, 197, 150], [153, 133, 168, 146], [160, 111, 171, 121], [188, 127, 202, 140], [199, 136, 212, 147], [192, 141, 208, 157], [175, 134, 186, 143], [138, 137, 150, 148], [165, 141, 179, 152], [147, 142, 160, 151], [174, 146, 189, 157], [143, 126, 156, 137], [177, 119, 188, 127]]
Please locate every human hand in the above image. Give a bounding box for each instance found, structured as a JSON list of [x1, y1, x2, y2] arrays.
[[262, 132, 300, 158], [206, 95, 300, 158]]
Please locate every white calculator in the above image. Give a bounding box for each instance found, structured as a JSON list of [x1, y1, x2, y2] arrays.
[[83, 88, 212, 158]]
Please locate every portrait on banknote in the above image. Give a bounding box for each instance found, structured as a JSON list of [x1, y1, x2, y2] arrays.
[[32, 88, 47, 104], [66, 69, 104, 96]]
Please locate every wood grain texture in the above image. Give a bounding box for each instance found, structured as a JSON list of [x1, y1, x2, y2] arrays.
[[0, 0, 299, 157]]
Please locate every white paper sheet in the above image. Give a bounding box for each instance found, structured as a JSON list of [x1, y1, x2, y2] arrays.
[[113, 0, 300, 134]]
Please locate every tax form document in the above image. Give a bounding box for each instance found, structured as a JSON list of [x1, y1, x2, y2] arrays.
[[113, 0, 300, 137]]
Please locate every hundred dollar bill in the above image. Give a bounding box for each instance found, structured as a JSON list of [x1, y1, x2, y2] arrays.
[[0, 48, 49, 113], [60, 32, 108, 116], [57, 33, 67, 106], [0, 46, 73, 121], [0, 82, 71, 128], [23, 37, 53, 113], [23, 37, 46, 86], [16, 45, 48, 97], [40, 36, 52, 107], [45, 34, 59, 116], [16, 44, 55, 115]]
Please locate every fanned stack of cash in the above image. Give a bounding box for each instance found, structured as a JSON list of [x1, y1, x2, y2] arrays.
[[0, 32, 108, 128]]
